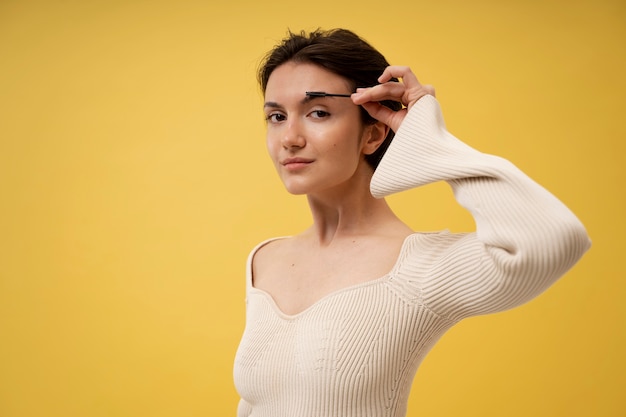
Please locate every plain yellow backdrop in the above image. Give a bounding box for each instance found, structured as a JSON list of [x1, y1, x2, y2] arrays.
[[0, 0, 624, 416]]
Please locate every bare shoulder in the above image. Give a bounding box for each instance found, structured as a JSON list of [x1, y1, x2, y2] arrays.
[[250, 228, 415, 315], [251, 237, 298, 286]]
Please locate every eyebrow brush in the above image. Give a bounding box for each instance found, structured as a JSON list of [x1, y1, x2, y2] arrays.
[[305, 91, 353, 98]]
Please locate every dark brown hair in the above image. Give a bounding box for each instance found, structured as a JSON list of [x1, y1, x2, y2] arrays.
[[258, 28, 402, 169]]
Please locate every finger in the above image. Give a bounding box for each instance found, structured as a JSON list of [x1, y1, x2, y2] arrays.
[[360, 102, 407, 133], [352, 82, 406, 106], [379, 65, 420, 88], [404, 84, 436, 110]]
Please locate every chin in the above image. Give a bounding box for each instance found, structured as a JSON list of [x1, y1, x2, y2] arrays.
[[283, 185, 309, 195], [279, 176, 312, 195]]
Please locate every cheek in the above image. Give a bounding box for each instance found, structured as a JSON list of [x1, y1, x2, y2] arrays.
[[265, 133, 279, 159], [334, 127, 365, 157]]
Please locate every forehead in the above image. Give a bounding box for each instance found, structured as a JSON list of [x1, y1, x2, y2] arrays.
[[265, 62, 352, 99]]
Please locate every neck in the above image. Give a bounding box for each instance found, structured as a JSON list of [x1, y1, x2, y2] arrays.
[[304, 171, 400, 246]]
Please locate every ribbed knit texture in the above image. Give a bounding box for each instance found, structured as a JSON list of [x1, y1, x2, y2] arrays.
[[233, 95, 591, 417]]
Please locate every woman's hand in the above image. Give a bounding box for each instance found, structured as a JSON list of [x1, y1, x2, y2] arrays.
[[351, 66, 435, 133]]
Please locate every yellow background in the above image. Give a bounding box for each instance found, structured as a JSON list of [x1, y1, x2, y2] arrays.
[[1, 0, 624, 416]]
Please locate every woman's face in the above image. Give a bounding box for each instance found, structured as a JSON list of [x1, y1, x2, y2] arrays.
[[263, 62, 378, 196]]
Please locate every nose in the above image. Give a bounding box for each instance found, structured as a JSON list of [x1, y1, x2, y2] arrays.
[[281, 119, 306, 149]]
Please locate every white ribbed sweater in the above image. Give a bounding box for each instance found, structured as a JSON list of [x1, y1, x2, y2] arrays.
[[233, 95, 591, 417]]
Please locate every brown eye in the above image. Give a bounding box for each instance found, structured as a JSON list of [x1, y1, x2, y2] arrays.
[[266, 113, 286, 123], [310, 110, 330, 119]]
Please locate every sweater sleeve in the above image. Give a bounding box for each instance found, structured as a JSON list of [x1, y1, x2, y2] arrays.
[[371, 95, 591, 321], [237, 399, 252, 417]]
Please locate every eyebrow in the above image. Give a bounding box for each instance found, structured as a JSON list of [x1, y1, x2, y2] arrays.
[[264, 91, 353, 109]]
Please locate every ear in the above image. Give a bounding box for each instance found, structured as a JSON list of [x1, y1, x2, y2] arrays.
[[361, 121, 390, 155]]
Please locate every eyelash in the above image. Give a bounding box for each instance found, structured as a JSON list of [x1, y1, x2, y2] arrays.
[[265, 113, 285, 123], [265, 110, 331, 123], [311, 110, 330, 119]]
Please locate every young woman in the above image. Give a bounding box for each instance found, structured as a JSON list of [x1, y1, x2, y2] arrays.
[[233, 28, 590, 417]]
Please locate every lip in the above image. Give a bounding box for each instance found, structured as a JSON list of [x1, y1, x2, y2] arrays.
[[281, 157, 314, 170]]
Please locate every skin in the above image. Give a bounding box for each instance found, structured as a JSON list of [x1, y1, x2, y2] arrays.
[[263, 62, 381, 199], [254, 62, 435, 316]]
